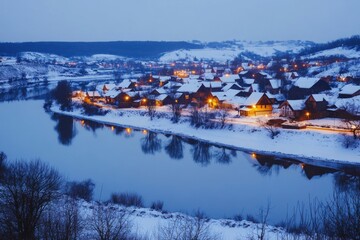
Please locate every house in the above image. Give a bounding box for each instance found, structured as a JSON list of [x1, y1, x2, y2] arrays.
[[288, 77, 331, 99], [338, 84, 360, 98], [201, 81, 223, 92], [111, 91, 140, 108], [221, 83, 243, 92], [85, 91, 101, 102], [279, 99, 306, 119], [176, 82, 211, 105], [239, 92, 273, 116], [267, 79, 282, 94], [96, 83, 116, 95], [220, 74, 240, 84], [212, 89, 242, 109], [305, 94, 329, 119], [117, 79, 138, 89]]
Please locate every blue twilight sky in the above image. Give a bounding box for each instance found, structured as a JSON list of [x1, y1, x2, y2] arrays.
[[0, 0, 359, 43]]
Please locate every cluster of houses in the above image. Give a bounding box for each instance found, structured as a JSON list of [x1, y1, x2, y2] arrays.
[[75, 67, 360, 121]]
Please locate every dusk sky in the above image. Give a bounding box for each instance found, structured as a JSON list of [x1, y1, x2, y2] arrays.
[[1, 0, 359, 43]]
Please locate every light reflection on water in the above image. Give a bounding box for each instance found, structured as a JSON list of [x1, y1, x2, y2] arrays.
[[0, 100, 359, 224]]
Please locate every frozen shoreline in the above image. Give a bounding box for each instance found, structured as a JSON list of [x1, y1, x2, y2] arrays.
[[51, 106, 360, 166]]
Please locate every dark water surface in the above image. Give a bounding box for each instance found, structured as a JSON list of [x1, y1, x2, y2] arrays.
[[0, 100, 359, 224]]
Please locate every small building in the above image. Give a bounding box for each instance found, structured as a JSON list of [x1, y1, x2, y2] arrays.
[[239, 92, 273, 116], [288, 77, 331, 99], [305, 94, 329, 119], [279, 99, 306, 119], [338, 84, 360, 98]]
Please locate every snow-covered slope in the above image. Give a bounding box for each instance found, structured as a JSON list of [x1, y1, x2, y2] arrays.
[[302, 47, 360, 60], [160, 40, 311, 63]]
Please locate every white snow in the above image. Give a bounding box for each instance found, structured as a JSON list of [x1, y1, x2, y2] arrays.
[[303, 47, 360, 59], [340, 84, 360, 95], [293, 77, 320, 89]]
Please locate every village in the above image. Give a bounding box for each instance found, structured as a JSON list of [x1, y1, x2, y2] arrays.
[[72, 56, 360, 133]]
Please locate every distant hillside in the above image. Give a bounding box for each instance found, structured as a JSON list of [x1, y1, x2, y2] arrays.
[[0, 41, 203, 59], [299, 35, 360, 56]]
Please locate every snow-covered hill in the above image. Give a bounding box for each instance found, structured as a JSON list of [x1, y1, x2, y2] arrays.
[[160, 40, 312, 63], [302, 47, 360, 60]]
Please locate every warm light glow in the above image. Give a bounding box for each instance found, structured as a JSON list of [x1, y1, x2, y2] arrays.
[[251, 153, 256, 158], [111, 126, 115, 131], [125, 96, 130, 101], [80, 120, 85, 125], [252, 105, 256, 109], [301, 163, 305, 169], [175, 99, 178, 103], [142, 129, 148, 135], [208, 98, 213, 103], [126, 128, 132, 134], [142, 98, 147, 103], [351, 125, 356, 129], [306, 112, 310, 116]]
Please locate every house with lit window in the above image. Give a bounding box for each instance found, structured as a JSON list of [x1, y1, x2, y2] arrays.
[[239, 92, 273, 116]]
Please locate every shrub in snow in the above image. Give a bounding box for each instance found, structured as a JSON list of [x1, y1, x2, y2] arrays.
[[150, 200, 164, 211], [340, 134, 359, 149], [82, 103, 109, 116], [65, 179, 95, 202], [110, 192, 144, 208]]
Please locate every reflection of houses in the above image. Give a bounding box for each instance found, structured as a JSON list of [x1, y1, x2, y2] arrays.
[[239, 92, 273, 116], [302, 164, 337, 180]]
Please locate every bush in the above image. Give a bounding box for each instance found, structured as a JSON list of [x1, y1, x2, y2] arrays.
[[150, 200, 164, 211], [82, 103, 109, 116], [110, 192, 144, 207], [340, 134, 359, 149], [65, 179, 95, 201]]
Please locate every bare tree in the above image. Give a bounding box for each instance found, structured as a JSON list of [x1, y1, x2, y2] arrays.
[[39, 197, 83, 240], [0, 160, 62, 240], [89, 204, 132, 240], [158, 210, 220, 240], [341, 101, 360, 140], [170, 102, 182, 123], [257, 119, 280, 139]]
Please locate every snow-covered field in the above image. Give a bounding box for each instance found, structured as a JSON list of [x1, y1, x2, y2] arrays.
[[51, 105, 360, 165]]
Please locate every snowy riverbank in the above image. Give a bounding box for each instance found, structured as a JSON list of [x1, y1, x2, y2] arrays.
[[51, 105, 360, 165], [78, 200, 285, 240]]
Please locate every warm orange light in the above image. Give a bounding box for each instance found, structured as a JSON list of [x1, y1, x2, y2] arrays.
[[251, 153, 256, 158], [175, 99, 178, 103], [125, 96, 130, 101], [306, 112, 310, 116], [208, 98, 213, 103], [111, 126, 115, 131], [142, 98, 147, 103], [80, 120, 85, 125], [252, 105, 256, 109], [126, 128, 132, 134], [142, 129, 148, 135]]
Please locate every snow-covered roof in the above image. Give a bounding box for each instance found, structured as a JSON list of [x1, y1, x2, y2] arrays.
[[294, 77, 321, 89], [269, 79, 281, 89], [96, 83, 116, 93], [334, 96, 360, 114], [86, 91, 101, 97], [202, 81, 222, 89], [251, 83, 259, 92], [153, 87, 167, 94], [259, 71, 272, 79], [212, 89, 241, 101], [286, 100, 305, 111], [156, 94, 170, 101], [244, 92, 266, 106], [340, 84, 360, 95], [118, 79, 136, 88], [310, 94, 328, 102], [221, 83, 242, 92], [243, 78, 255, 85], [176, 82, 202, 93], [220, 74, 239, 83], [202, 72, 215, 80], [104, 89, 120, 98]]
